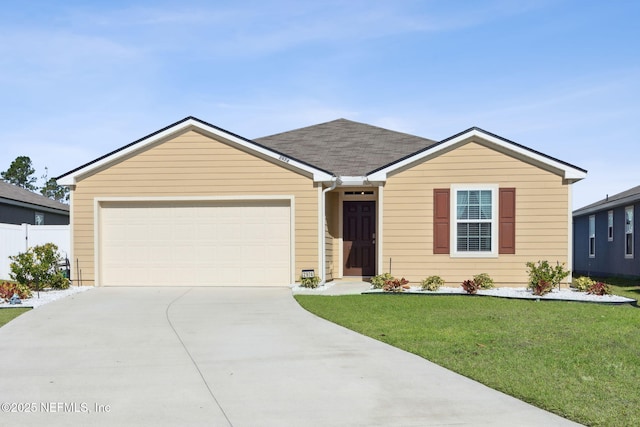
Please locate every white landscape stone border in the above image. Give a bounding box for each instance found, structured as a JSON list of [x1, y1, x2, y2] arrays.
[[364, 286, 636, 304], [0, 286, 93, 309], [291, 282, 636, 304]]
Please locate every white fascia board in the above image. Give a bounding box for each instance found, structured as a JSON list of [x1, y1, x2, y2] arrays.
[[367, 129, 587, 182], [337, 176, 368, 186], [58, 118, 333, 185]]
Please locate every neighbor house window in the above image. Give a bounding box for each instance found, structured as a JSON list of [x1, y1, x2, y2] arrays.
[[35, 212, 45, 225], [452, 186, 497, 256], [608, 210, 614, 241], [625, 206, 634, 258], [588, 215, 595, 257]]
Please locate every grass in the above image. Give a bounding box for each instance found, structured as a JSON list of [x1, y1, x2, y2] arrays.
[[295, 293, 640, 427], [0, 308, 30, 327]]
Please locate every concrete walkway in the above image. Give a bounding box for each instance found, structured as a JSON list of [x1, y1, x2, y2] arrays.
[[0, 287, 580, 426]]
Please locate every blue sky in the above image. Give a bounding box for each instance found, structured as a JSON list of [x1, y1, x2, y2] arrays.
[[1, 0, 638, 209]]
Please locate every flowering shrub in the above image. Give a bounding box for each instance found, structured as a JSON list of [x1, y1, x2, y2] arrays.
[[532, 280, 554, 296], [572, 276, 595, 292], [421, 275, 444, 291], [371, 273, 394, 289], [473, 273, 494, 289], [587, 282, 612, 296], [383, 277, 410, 292], [461, 279, 480, 294], [0, 282, 32, 301]]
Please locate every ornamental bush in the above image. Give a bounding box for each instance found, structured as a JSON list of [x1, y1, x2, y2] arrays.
[[461, 279, 480, 295], [9, 243, 70, 293], [525, 260, 569, 295], [0, 281, 32, 301], [572, 276, 595, 292], [473, 273, 494, 289], [382, 277, 409, 292], [421, 275, 444, 291], [371, 273, 394, 289], [300, 275, 321, 289], [532, 280, 554, 296], [587, 282, 612, 296]]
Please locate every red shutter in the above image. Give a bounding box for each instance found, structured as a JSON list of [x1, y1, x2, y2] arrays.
[[499, 188, 516, 254], [433, 189, 450, 254]]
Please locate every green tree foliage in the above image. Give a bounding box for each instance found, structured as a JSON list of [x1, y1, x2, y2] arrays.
[[40, 167, 69, 202], [1, 158, 69, 203], [1, 156, 37, 190]]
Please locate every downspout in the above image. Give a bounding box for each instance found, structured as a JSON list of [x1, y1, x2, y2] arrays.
[[319, 176, 338, 286]]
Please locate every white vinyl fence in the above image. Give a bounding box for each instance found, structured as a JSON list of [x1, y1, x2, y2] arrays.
[[0, 223, 70, 280]]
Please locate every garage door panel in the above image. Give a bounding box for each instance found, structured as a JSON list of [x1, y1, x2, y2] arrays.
[[99, 201, 291, 286]]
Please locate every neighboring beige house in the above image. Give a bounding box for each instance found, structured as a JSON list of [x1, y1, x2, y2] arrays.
[[57, 117, 586, 287]]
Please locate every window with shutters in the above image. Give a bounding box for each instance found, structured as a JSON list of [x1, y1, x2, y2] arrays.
[[451, 185, 498, 257]]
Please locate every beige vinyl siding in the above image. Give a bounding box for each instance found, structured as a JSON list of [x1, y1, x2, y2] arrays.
[[382, 140, 570, 286], [71, 129, 318, 285]]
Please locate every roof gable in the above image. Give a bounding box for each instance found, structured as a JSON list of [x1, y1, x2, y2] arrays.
[[58, 118, 586, 187], [255, 119, 437, 177], [57, 117, 334, 185], [0, 181, 69, 213], [367, 127, 587, 183]]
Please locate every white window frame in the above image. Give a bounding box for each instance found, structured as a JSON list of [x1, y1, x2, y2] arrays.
[[625, 206, 634, 258], [588, 215, 595, 258], [607, 210, 613, 242], [450, 184, 498, 258]]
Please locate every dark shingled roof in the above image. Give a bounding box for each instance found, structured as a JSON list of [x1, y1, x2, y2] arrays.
[[0, 180, 69, 212], [573, 185, 640, 217], [254, 119, 437, 176]]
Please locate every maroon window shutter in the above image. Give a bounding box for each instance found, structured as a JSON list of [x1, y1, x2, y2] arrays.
[[499, 188, 516, 254], [433, 189, 450, 254]]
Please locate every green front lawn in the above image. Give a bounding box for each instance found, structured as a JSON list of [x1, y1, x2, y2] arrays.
[[295, 293, 639, 427], [0, 308, 30, 327]]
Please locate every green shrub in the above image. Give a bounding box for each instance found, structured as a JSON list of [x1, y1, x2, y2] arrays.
[[371, 273, 394, 289], [461, 279, 480, 294], [587, 282, 612, 296], [9, 243, 70, 292], [0, 281, 32, 301], [572, 276, 595, 292], [421, 275, 444, 291], [525, 260, 569, 295], [382, 277, 409, 293], [473, 273, 494, 289], [300, 275, 321, 289]]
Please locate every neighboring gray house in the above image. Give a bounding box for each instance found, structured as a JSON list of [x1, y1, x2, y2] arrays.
[[573, 185, 639, 278], [0, 181, 69, 225]]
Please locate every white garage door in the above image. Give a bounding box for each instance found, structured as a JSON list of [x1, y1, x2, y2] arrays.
[[99, 200, 291, 286]]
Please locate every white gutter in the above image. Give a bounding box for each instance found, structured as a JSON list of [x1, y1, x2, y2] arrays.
[[319, 177, 338, 285]]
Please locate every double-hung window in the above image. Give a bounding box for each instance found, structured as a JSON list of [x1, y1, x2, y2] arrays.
[[588, 215, 595, 257], [452, 185, 497, 257], [607, 210, 613, 241], [625, 206, 634, 258]]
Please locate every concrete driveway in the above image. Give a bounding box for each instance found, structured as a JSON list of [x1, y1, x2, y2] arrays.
[[0, 287, 580, 426]]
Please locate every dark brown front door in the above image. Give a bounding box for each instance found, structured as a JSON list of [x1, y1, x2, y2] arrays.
[[343, 201, 376, 276]]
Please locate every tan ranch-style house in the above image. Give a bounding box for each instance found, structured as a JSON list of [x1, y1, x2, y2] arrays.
[[57, 117, 586, 287]]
